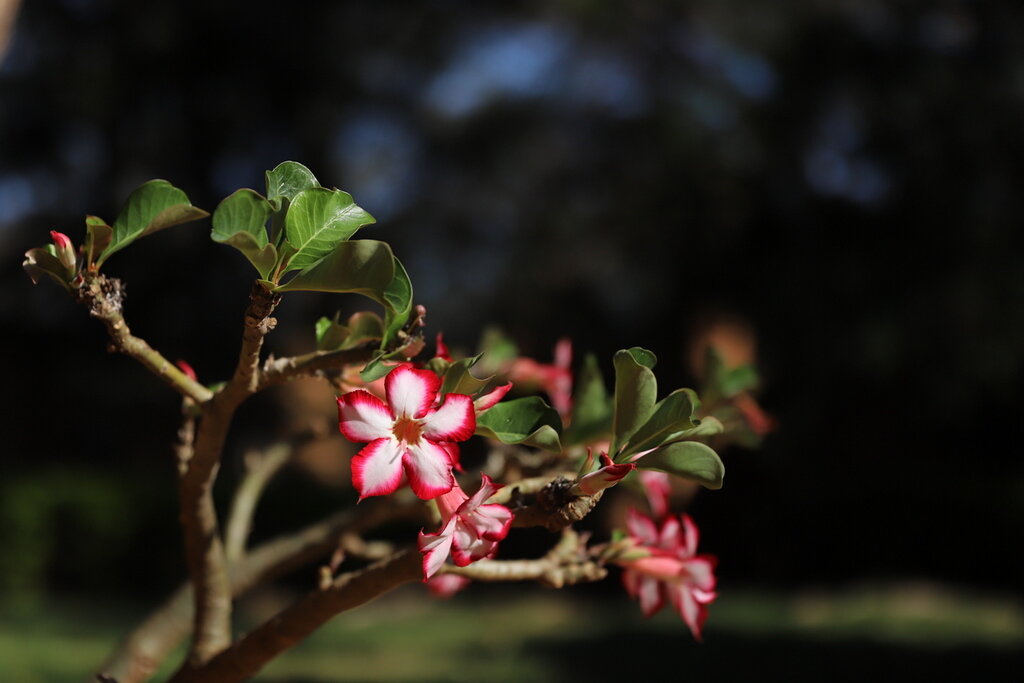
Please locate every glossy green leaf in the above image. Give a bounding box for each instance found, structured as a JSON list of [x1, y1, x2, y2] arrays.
[[84, 216, 112, 265], [441, 353, 489, 396], [98, 180, 208, 266], [211, 189, 277, 278], [275, 239, 395, 296], [620, 388, 701, 458], [265, 161, 320, 208], [636, 441, 725, 490], [476, 396, 563, 452], [564, 353, 613, 446], [611, 347, 658, 457], [283, 188, 375, 271], [381, 256, 413, 347]]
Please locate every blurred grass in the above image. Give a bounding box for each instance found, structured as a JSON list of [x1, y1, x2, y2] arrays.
[[1, 582, 1022, 682]]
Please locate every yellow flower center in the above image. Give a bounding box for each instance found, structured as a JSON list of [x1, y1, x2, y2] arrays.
[[392, 416, 423, 445]]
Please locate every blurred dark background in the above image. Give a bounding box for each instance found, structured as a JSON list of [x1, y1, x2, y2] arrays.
[[1, 0, 1023, 673]]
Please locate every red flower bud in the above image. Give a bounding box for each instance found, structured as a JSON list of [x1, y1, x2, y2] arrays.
[[50, 231, 77, 272]]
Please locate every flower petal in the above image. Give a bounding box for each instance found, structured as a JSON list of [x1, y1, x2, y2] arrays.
[[668, 583, 710, 641], [685, 556, 718, 592], [636, 575, 665, 618], [466, 504, 514, 542], [385, 364, 440, 419], [426, 573, 470, 598], [474, 382, 512, 412], [403, 440, 455, 499], [681, 514, 700, 556], [337, 390, 394, 442], [418, 517, 456, 580], [350, 438, 405, 499], [421, 393, 475, 441], [626, 508, 660, 546], [463, 473, 503, 509]]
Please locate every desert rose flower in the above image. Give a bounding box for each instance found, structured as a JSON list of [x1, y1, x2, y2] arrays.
[[337, 363, 475, 500], [418, 474, 514, 580], [617, 509, 718, 641]]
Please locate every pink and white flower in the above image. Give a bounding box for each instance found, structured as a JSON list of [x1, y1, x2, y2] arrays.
[[418, 474, 514, 580], [337, 363, 475, 500], [571, 452, 636, 496], [617, 509, 718, 641]]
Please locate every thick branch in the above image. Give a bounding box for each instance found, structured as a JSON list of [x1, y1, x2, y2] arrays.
[[97, 500, 413, 683], [77, 274, 212, 403], [178, 281, 279, 667], [168, 550, 423, 683]]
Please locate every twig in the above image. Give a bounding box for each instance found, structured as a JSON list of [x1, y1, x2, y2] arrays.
[[224, 444, 291, 563], [257, 345, 378, 390], [76, 274, 212, 403], [441, 529, 606, 588]]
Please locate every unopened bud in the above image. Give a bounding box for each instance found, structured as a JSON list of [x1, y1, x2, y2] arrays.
[[50, 231, 77, 273], [571, 453, 636, 496]]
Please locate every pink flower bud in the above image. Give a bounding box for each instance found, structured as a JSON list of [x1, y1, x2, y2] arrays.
[[571, 453, 636, 496], [50, 231, 77, 272]]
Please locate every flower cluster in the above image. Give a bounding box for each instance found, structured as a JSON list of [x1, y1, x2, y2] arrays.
[[615, 509, 718, 640], [337, 363, 514, 583]]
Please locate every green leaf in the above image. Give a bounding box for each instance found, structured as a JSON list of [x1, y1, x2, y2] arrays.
[[360, 352, 392, 382], [476, 397, 563, 452], [685, 415, 725, 439], [564, 353, 613, 446], [611, 347, 658, 457], [265, 161, 320, 208], [84, 216, 112, 265], [636, 441, 725, 490], [381, 256, 413, 347], [23, 246, 70, 288], [211, 189, 277, 278], [283, 188, 375, 271], [98, 180, 208, 266], [274, 239, 395, 296], [441, 353, 490, 396], [620, 388, 701, 458]]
